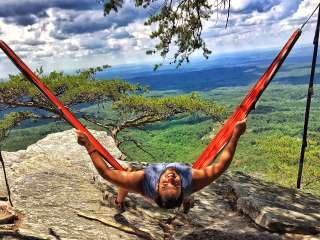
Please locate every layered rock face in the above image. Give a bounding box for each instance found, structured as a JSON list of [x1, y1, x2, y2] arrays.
[[0, 129, 319, 240]]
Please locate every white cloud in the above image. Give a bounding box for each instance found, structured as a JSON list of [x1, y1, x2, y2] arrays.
[[201, 0, 317, 55], [0, 0, 318, 78]]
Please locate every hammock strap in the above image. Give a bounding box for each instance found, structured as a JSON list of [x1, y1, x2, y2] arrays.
[[297, 5, 320, 189], [301, 3, 320, 30], [0, 40, 125, 171], [192, 29, 301, 169]]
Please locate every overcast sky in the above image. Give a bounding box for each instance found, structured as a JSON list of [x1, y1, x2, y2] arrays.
[[0, 0, 318, 78]]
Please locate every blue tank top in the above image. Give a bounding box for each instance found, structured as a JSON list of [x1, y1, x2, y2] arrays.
[[142, 163, 192, 199]]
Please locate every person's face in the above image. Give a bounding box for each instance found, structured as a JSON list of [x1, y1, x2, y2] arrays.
[[157, 168, 182, 198]]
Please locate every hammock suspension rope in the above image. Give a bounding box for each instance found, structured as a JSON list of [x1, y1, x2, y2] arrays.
[[0, 149, 13, 207], [297, 3, 320, 189]]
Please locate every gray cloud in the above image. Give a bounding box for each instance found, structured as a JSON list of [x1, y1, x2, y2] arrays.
[[9, 45, 34, 52], [0, 0, 99, 17], [49, 31, 69, 40], [231, 0, 281, 13], [0, 0, 148, 32], [0, 0, 100, 26], [81, 39, 105, 50], [229, 0, 303, 23], [24, 39, 46, 46], [34, 52, 53, 58], [66, 44, 80, 51], [51, 7, 147, 37], [93, 44, 123, 54], [5, 15, 38, 26], [222, 0, 304, 30], [111, 30, 132, 39]]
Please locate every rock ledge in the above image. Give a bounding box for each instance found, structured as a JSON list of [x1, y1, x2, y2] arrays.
[[0, 129, 318, 240]]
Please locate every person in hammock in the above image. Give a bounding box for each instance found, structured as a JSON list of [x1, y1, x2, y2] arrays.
[[76, 118, 246, 212]]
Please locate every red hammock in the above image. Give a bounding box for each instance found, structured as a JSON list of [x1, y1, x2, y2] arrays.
[[0, 40, 125, 171], [0, 29, 300, 171], [192, 29, 301, 169]]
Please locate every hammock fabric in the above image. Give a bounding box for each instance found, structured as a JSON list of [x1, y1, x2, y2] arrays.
[[0, 40, 125, 171], [0, 29, 301, 171], [192, 29, 301, 169]]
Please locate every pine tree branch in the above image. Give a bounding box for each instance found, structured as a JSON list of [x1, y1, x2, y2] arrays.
[[82, 114, 117, 129], [0, 99, 59, 115], [119, 137, 157, 161]]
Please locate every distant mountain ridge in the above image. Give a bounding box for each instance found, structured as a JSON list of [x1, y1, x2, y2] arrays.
[[96, 45, 316, 92]]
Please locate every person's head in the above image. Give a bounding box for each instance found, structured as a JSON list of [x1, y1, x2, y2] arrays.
[[154, 168, 183, 209]]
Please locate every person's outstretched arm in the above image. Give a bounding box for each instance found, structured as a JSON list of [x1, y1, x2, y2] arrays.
[[76, 130, 144, 194], [191, 119, 247, 193]]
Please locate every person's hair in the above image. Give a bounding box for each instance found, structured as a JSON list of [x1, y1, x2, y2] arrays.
[[154, 191, 184, 209]]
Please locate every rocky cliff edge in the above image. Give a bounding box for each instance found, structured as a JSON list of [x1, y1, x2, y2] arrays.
[[0, 129, 319, 240]]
